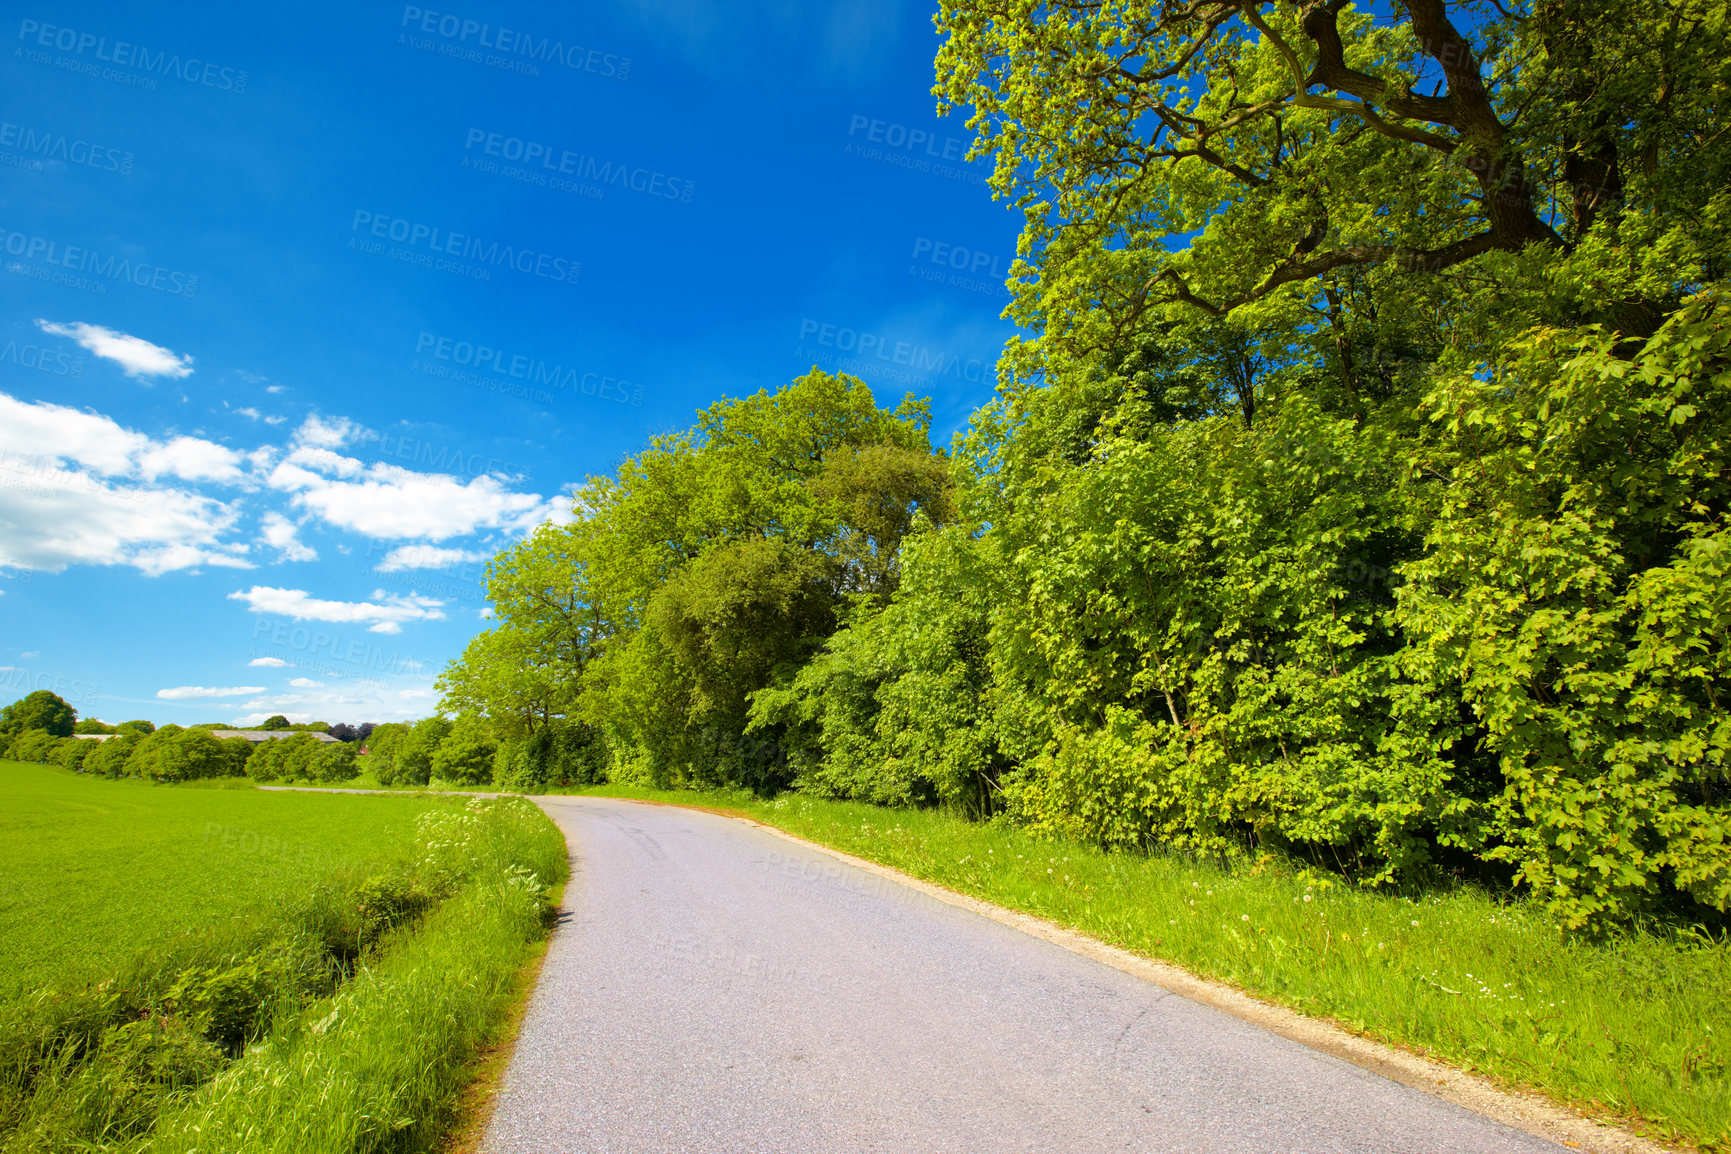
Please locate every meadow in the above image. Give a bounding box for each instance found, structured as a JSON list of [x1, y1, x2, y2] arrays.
[[0, 760, 566, 1153], [559, 782, 1730, 1150]]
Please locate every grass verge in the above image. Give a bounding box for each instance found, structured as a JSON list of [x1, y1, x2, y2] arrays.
[[0, 762, 566, 1153], [551, 782, 1727, 1151]]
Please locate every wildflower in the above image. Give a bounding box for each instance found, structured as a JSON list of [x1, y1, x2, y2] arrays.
[[1302, 894, 1313, 903], [1411, 920, 1419, 927], [1241, 914, 1249, 921]]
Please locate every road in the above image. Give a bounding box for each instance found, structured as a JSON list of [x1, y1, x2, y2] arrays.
[[483, 796, 1562, 1153]]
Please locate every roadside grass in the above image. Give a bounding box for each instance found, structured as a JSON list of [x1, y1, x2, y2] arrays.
[[552, 782, 1729, 1151], [0, 760, 567, 1153]]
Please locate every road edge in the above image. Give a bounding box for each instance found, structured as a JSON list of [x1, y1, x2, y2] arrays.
[[600, 795, 1676, 1154]]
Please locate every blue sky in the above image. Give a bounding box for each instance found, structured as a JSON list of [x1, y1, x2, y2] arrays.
[[0, 1, 1021, 727]]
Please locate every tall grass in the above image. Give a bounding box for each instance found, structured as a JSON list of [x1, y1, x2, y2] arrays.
[[0, 777, 566, 1154], [565, 784, 1730, 1150]]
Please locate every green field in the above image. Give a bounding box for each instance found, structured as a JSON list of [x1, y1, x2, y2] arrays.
[[0, 760, 435, 996], [0, 760, 566, 1153]]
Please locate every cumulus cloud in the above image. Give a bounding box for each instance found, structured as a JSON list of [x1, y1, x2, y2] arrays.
[[287, 677, 324, 688], [247, 657, 289, 667], [227, 585, 446, 634], [231, 406, 286, 425], [268, 449, 566, 541], [157, 685, 267, 700], [0, 392, 250, 574], [261, 512, 317, 562], [293, 413, 373, 450], [374, 544, 491, 572], [36, 320, 194, 379]]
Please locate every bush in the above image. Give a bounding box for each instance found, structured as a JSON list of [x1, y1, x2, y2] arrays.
[[12, 730, 63, 764], [246, 735, 320, 782], [361, 723, 411, 785], [218, 737, 255, 777], [53, 739, 95, 772], [395, 718, 451, 787], [126, 725, 188, 780], [430, 718, 496, 786], [84, 736, 139, 778], [309, 741, 359, 784]]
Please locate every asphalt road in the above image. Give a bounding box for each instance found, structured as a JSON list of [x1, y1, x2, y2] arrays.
[[483, 797, 1562, 1153]]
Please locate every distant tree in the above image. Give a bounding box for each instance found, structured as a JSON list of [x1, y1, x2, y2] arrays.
[[84, 735, 139, 777], [356, 722, 377, 742], [150, 729, 228, 782], [115, 720, 156, 737], [362, 722, 411, 784], [12, 730, 62, 763], [73, 719, 117, 735], [126, 725, 187, 779], [395, 717, 452, 786], [327, 723, 358, 742], [310, 740, 359, 783], [54, 739, 94, 772], [259, 715, 291, 731], [1, 691, 77, 739], [430, 717, 498, 786], [218, 736, 255, 777]]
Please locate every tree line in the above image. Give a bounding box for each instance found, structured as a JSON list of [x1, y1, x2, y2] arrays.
[[436, 1, 1730, 932], [0, 692, 368, 784]]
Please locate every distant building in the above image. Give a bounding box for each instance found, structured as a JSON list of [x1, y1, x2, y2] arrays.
[[211, 729, 341, 744]]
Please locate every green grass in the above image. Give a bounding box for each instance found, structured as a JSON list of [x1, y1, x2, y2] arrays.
[[0, 760, 434, 996], [0, 761, 567, 1153], [550, 782, 1729, 1150]]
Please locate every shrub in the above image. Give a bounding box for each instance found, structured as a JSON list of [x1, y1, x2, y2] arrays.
[[84, 735, 139, 778], [430, 719, 496, 786], [53, 739, 95, 772], [309, 741, 359, 784]]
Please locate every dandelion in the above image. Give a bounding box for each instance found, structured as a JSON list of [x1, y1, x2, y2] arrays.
[[1302, 894, 1313, 903], [1241, 914, 1250, 922], [1411, 920, 1420, 927]]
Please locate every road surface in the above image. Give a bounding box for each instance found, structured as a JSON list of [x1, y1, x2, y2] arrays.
[[483, 796, 1561, 1153]]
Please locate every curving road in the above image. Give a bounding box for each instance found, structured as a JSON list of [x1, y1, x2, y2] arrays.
[[483, 797, 1562, 1153]]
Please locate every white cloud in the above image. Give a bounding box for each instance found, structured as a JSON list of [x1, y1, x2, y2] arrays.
[[267, 450, 566, 541], [36, 320, 194, 379], [247, 657, 289, 667], [261, 512, 317, 562], [287, 677, 324, 688], [0, 393, 251, 574], [294, 413, 373, 449], [157, 685, 267, 700], [375, 544, 490, 572], [140, 436, 243, 483], [231, 406, 286, 425], [227, 585, 446, 634]]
